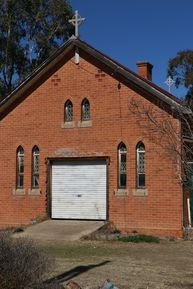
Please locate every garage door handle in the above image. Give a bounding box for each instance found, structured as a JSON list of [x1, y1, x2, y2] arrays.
[[77, 194, 82, 197]]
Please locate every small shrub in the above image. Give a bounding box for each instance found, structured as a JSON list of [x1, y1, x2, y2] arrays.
[[168, 236, 176, 242], [111, 228, 121, 234], [117, 234, 160, 243], [13, 227, 24, 233], [0, 232, 56, 289]]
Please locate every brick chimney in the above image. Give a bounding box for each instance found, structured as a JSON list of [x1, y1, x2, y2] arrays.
[[136, 61, 153, 81]]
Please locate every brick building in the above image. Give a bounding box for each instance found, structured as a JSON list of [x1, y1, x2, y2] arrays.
[[0, 37, 190, 237]]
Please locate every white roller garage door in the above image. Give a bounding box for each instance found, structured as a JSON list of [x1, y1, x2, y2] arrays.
[[51, 160, 107, 220]]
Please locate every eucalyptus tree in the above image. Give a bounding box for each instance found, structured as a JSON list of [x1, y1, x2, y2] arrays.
[[0, 0, 73, 99], [168, 50, 193, 106]]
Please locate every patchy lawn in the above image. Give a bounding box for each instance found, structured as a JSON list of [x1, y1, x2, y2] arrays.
[[42, 239, 193, 289]]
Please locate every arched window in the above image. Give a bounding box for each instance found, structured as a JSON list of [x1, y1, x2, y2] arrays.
[[136, 142, 145, 187], [65, 100, 73, 122], [17, 146, 24, 188], [82, 98, 90, 121], [32, 146, 40, 188], [118, 142, 127, 188]]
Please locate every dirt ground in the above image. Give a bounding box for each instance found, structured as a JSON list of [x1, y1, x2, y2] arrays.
[[41, 239, 193, 289]]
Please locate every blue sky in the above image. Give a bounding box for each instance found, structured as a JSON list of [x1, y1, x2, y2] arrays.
[[70, 0, 193, 98]]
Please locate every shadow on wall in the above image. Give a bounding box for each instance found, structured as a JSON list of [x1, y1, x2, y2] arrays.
[[45, 260, 111, 284]]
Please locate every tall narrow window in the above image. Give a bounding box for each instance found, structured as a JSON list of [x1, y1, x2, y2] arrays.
[[118, 142, 127, 188], [137, 142, 145, 187], [82, 98, 90, 120], [32, 146, 40, 188], [65, 100, 73, 122], [17, 146, 24, 188]]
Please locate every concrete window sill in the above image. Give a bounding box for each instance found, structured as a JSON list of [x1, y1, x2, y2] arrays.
[[78, 120, 92, 128], [28, 189, 41, 195], [114, 188, 129, 196], [133, 188, 148, 196], [61, 121, 76, 129], [13, 188, 25, 195]]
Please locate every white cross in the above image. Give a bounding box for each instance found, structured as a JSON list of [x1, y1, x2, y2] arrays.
[[165, 76, 175, 93], [69, 10, 85, 37]]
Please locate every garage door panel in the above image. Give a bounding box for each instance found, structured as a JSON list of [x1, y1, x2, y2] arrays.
[[51, 160, 107, 220]]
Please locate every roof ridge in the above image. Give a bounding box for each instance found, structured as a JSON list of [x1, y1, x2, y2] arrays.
[[77, 38, 183, 105], [0, 37, 190, 115]]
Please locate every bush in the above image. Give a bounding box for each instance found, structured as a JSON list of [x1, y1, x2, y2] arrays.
[[13, 227, 24, 233], [0, 232, 59, 289], [117, 234, 160, 243]]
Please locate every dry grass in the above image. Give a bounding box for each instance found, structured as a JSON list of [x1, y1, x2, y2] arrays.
[[42, 239, 193, 289]]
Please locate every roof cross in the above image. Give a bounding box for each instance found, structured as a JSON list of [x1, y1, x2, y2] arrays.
[[69, 10, 85, 37], [165, 76, 175, 93]]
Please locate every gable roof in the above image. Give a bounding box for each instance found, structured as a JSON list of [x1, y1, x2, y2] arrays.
[[0, 36, 191, 116]]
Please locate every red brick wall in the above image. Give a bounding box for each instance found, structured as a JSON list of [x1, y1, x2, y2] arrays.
[[0, 54, 183, 236]]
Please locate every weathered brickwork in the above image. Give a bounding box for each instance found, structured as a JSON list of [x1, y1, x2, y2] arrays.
[[0, 51, 184, 237]]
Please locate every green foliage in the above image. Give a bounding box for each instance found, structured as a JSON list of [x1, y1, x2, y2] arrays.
[[168, 236, 176, 242], [13, 226, 24, 233], [168, 50, 193, 104], [111, 228, 121, 234], [0, 0, 73, 99], [117, 234, 160, 243]]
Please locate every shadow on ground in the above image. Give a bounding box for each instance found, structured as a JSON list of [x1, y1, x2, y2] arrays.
[[45, 261, 111, 284]]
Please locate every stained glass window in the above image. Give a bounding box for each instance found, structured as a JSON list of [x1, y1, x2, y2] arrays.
[[118, 142, 127, 187], [82, 99, 90, 120], [17, 146, 24, 188], [137, 142, 145, 187], [65, 100, 73, 122], [32, 146, 39, 188]]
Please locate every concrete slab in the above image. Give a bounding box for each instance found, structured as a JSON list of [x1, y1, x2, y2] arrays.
[[14, 220, 105, 241]]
